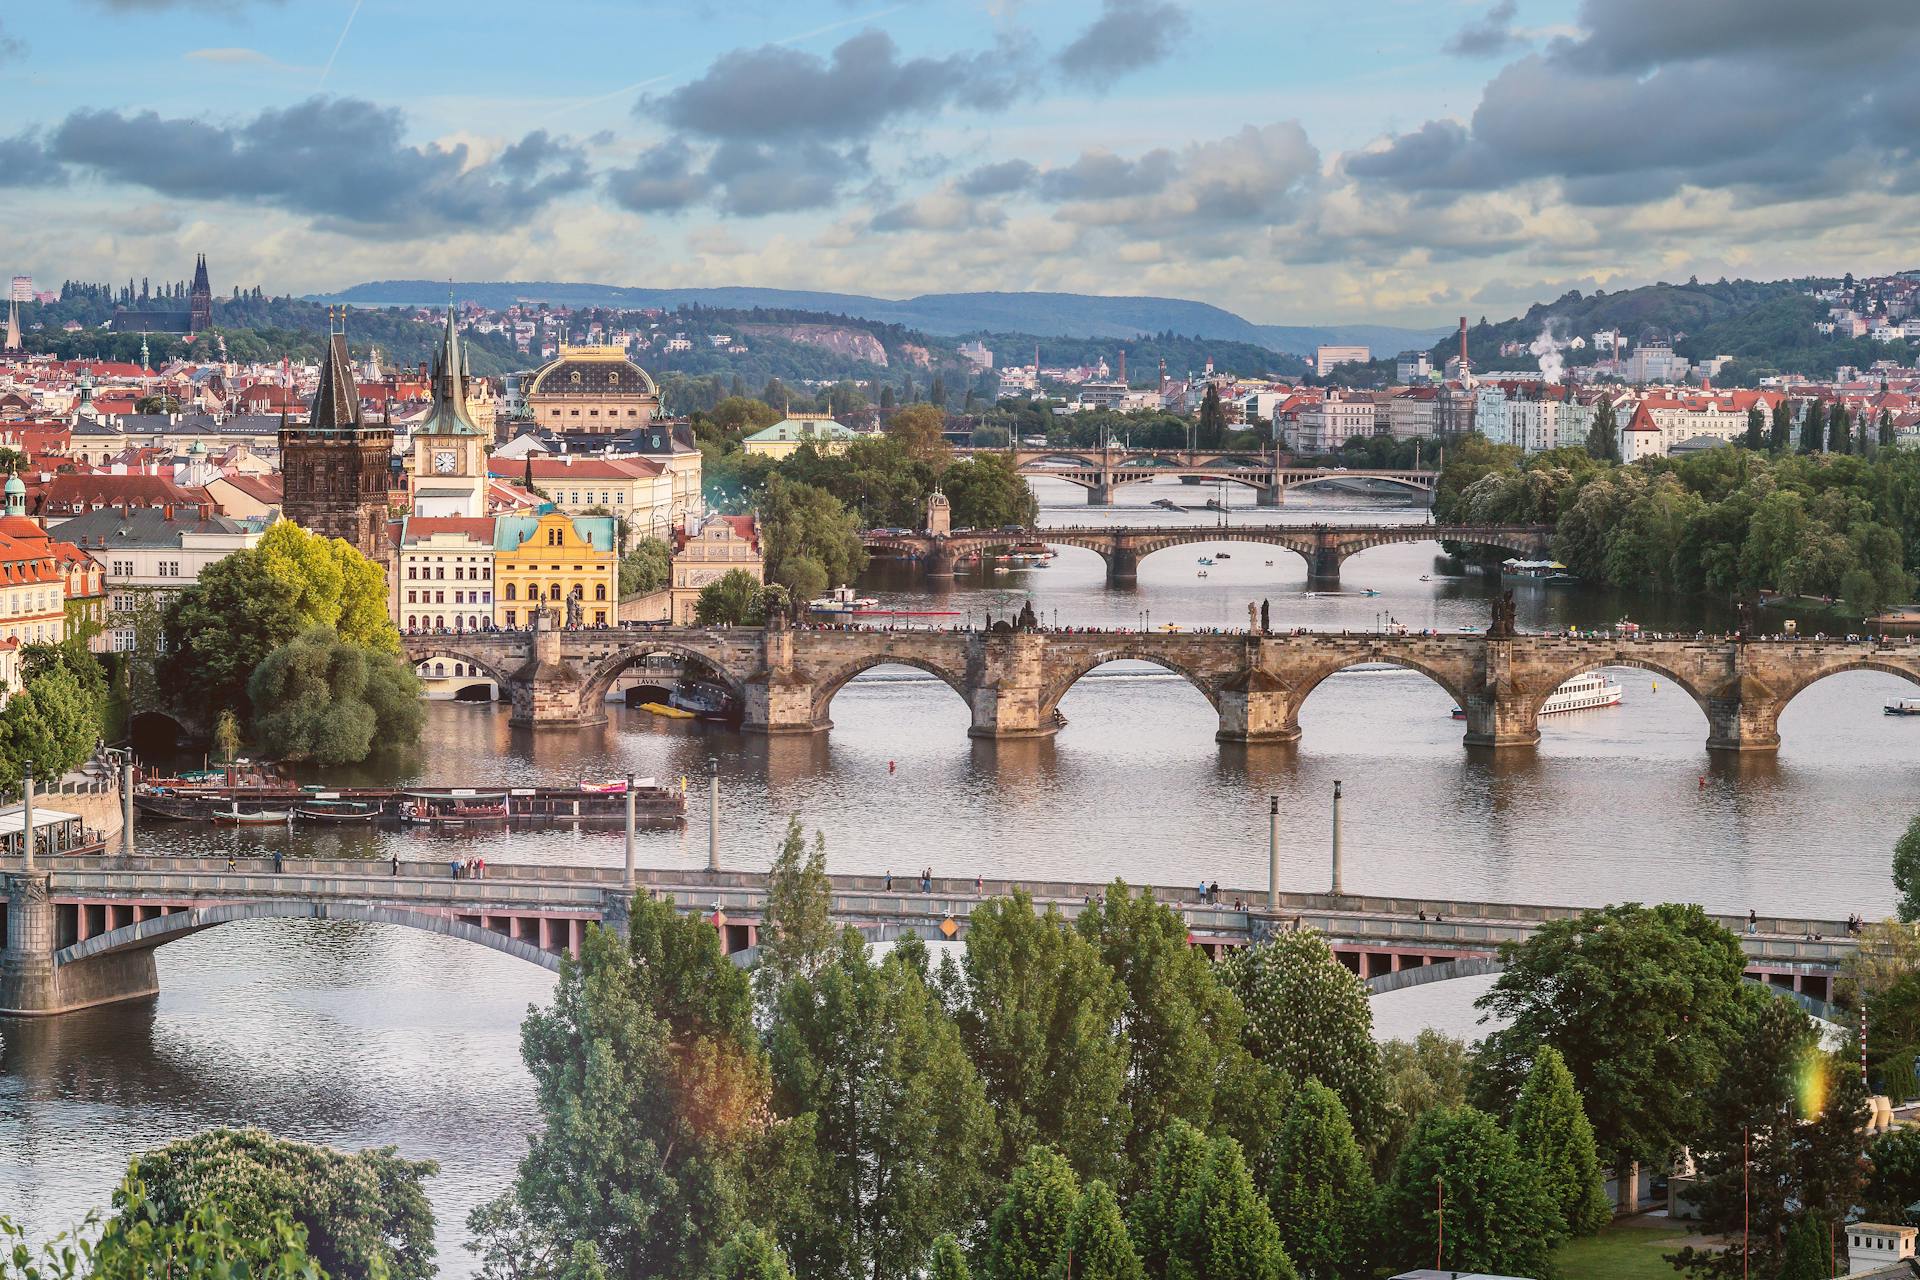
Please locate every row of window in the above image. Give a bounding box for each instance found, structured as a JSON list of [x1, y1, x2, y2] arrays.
[[406, 616, 493, 632], [502, 608, 608, 627], [405, 590, 492, 605], [500, 583, 607, 601], [406, 565, 492, 581], [544, 408, 645, 417]]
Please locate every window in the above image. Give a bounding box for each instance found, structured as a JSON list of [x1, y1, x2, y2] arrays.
[[111, 593, 135, 612], [407, 566, 417, 580], [454, 566, 464, 581], [594, 584, 606, 601], [433, 662, 445, 676], [112, 628, 135, 652], [435, 566, 445, 579], [111, 559, 133, 576], [407, 590, 417, 604], [435, 591, 445, 604], [408, 616, 417, 629], [158, 561, 180, 577], [505, 583, 516, 600], [547, 528, 562, 546], [595, 611, 606, 625]]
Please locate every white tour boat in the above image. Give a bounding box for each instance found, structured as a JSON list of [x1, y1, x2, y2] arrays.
[[1452, 671, 1623, 720]]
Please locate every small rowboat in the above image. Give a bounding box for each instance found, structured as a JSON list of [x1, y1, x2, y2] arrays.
[[294, 800, 382, 823], [212, 804, 292, 827]]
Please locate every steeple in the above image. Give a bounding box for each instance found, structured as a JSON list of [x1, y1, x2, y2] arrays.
[[139, 333, 151, 373], [3, 296, 18, 353], [188, 254, 212, 335], [309, 330, 363, 430], [5, 466, 26, 519], [415, 304, 481, 436]]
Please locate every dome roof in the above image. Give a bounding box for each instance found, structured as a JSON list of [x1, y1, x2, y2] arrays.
[[5, 472, 24, 497], [529, 346, 659, 400]]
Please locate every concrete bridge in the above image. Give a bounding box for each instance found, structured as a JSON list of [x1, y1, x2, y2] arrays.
[[953, 447, 1438, 506], [400, 619, 1920, 751], [0, 854, 1853, 1014], [863, 523, 1551, 587]]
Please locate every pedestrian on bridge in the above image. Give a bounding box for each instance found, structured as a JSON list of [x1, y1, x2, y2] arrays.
[[449, 859, 460, 879], [273, 850, 283, 874], [391, 855, 400, 877]]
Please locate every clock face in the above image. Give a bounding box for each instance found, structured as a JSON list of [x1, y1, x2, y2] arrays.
[[434, 450, 457, 474]]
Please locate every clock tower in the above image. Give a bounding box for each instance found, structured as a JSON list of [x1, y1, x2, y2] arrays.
[[410, 306, 490, 518]]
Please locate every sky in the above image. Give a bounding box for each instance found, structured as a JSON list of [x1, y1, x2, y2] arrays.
[[3, 0, 1918, 326]]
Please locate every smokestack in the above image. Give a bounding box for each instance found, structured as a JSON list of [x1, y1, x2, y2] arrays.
[[1459, 317, 1469, 365]]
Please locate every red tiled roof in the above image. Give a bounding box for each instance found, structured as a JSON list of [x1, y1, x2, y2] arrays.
[[402, 517, 496, 543], [515, 456, 663, 481]]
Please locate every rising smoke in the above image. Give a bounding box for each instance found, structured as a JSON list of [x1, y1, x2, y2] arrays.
[[1529, 323, 1565, 385]]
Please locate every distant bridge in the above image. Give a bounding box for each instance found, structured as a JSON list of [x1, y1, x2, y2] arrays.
[[400, 616, 1920, 754], [951, 447, 1438, 506], [863, 523, 1551, 587], [0, 855, 1853, 1015]]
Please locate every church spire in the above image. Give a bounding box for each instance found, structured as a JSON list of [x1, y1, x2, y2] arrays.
[[3, 296, 19, 353], [309, 328, 363, 430], [418, 303, 480, 436]]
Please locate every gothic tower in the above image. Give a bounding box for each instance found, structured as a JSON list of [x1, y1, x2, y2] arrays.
[[409, 305, 488, 517], [188, 255, 212, 335], [3, 296, 19, 353], [280, 327, 393, 569]]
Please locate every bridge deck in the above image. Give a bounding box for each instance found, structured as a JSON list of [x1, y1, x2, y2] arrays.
[[0, 856, 1856, 972]]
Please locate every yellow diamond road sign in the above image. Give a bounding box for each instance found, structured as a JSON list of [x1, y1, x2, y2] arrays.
[[940, 916, 958, 938]]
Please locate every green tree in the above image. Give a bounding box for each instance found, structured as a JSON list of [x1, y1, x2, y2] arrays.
[[3, 1184, 326, 1280], [1376, 1106, 1555, 1278], [120, 1127, 437, 1280], [945, 890, 1131, 1182], [885, 403, 952, 465], [711, 1225, 795, 1280], [619, 537, 671, 596], [1072, 882, 1253, 1176], [941, 453, 1038, 530], [1802, 399, 1826, 453], [1058, 1181, 1143, 1280], [213, 708, 242, 764], [1379, 1031, 1473, 1173], [1864, 1126, 1920, 1223], [248, 627, 424, 765], [1169, 1136, 1296, 1280], [1745, 405, 1766, 450], [985, 1146, 1080, 1280], [929, 1233, 970, 1280], [1771, 397, 1794, 452], [1776, 1216, 1827, 1280], [469, 896, 777, 1280], [1882, 407, 1897, 449], [0, 668, 103, 787], [1830, 404, 1853, 455], [929, 373, 947, 408], [164, 552, 304, 720], [1128, 1121, 1211, 1280], [757, 816, 835, 995], [1218, 930, 1387, 1149], [1264, 1079, 1372, 1280], [254, 520, 397, 652], [1586, 398, 1619, 462], [696, 570, 767, 625], [1476, 903, 1750, 1205], [1198, 384, 1226, 449], [758, 476, 867, 596], [1509, 1045, 1611, 1238]]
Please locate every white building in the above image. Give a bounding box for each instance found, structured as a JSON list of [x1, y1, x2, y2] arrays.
[[1293, 393, 1377, 451], [1387, 387, 1439, 439], [1625, 341, 1690, 384], [1314, 345, 1371, 377], [394, 516, 496, 634], [1395, 350, 1432, 383], [60, 506, 264, 652]]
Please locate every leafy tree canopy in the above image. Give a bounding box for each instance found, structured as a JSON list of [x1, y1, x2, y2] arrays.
[[248, 627, 424, 765]]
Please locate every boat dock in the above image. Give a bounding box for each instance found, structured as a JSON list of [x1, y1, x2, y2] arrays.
[[135, 782, 687, 826]]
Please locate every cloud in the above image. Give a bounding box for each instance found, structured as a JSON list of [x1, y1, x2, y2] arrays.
[[0, 134, 63, 186], [706, 140, 865, 216], [184, 47, 311, 72], [0, 20, 24, 64], [956, 159, 1037, 197], [1056, 0, 1191, 86], [604, 139, 711, 213], [650, 28, 1028, 143], [1349, 0, 1920, 208], [25, 97, 587, 237], [1038, 148, 1177, 200], [1443, 0, 1521, 58]]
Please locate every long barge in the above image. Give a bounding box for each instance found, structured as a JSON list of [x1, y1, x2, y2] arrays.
[[135, 780, 686, 826]]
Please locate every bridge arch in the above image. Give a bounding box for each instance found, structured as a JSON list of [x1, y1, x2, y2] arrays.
[[406, 647, 516, 692], [579, 643, 749, 716], [55, 900, 575, 973], [1286, 652, 1474, 737], [1770, 656, 1920, 725], [1520, 652, 1717, 730], [1281, 472, 1435, 497], [809, 654, 973, 725], [1039, 648, 1226, 717]]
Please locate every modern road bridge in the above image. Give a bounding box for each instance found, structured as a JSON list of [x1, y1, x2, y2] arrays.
[[0, 855, 1853, 1015], [862, 523, 1551, 587], [402, 616, 1920, 751], [952, 447, 1438, 506]]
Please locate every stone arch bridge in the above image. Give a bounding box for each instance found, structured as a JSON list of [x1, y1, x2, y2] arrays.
[[954, 447, 1438, 507], [0, 857, 1852, 1015], [402, 621, 1920, 754], [863, 523, 1551, 587]]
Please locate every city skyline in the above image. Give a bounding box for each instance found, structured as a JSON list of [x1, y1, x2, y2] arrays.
[[3, 0, 1918, 328]]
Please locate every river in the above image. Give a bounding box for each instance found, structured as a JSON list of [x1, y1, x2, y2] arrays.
[[4, 478, 1911, 1264]]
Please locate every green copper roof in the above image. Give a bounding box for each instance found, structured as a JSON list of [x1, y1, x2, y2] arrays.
[[415, 306, 483, 438]]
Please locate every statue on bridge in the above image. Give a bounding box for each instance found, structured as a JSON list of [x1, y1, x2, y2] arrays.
[[1488, 589, 1517, 638], [1248, 601, 1258, 632], [565, 593, 583, 629], [1261, 598, 1271, 635], [1016, 600, 1039, 632]]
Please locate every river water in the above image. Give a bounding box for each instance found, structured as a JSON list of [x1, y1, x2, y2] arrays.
[[5, 478, 1913, 1264]]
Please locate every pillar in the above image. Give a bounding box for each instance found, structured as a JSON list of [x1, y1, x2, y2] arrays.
[[1215, 670, 1299, 743], [967, 632, 1056, 739], [1705, 686, 1782, 753], [1255, 484, 1284, 507], [924, 541, 957, 579], [1105, 545, 1141, 586], [1305, 533, 1343, 589], [1085, 483, 1115, 506], [0, 873, 159, 1016]]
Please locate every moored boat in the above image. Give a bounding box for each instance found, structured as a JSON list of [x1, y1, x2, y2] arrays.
[[212, 804, 292, 827], [293, 798, 382, 823], [1886, 698, 1920, 716], [1451, 671, 1623, 719]]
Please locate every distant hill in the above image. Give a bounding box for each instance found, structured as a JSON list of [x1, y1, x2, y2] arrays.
[[314, 280, 1446, 358]]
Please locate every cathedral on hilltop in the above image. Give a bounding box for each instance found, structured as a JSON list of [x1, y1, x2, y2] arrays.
[[280, 328, 394, 568], [112, 254, 213, 336]]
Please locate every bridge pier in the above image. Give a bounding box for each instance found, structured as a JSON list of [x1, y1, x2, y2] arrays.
[[1086, 483, 1115, 507], [924, 541, 957, 579], [968, 632, 1058, 739], [0, 873, 158, 1016], [1705, 687, 1783, 753], [1306, 537, 1343, 590], [1256, 484, 1283, 507], [1215, 671, 1299, 744], [1106, 546, 1140, 586], [1458, 694, 1541, 750], [508, 610, 604, 728]]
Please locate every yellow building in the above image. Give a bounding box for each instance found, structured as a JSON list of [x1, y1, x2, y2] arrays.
[[669, 515, 763, 625], [494, 509, 619, 629], [740, 412, 860, 460], [525, 345, 661, 433]]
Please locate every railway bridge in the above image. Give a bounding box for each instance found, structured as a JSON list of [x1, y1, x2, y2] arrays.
[[401, 616, 1920, 753], [954, 447, 1438, 506], [0, 855, 1854, 1015], [863, 523, 1551, 587]]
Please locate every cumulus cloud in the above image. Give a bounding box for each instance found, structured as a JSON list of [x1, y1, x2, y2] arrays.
[[650, 29, 1028, 143], [0, 20, 24, 63], [1443, 0, 1521, 58], [1350, 0, 1920, 208], [956, 159, 1037, 197], [1044, 124, 1320, 237], [604, 139, 711, 213], [11, 98, 588, 237], [1056, 0, 1192, 86], [1038, 148, 1178, 200]]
